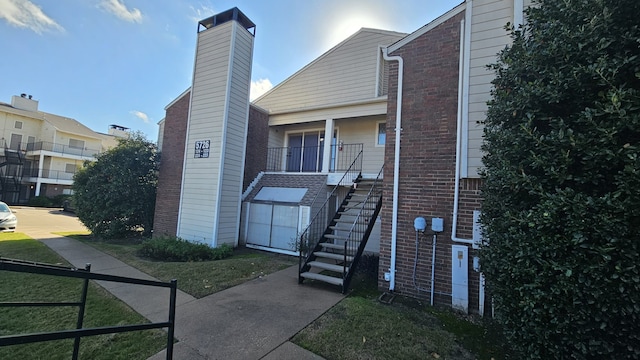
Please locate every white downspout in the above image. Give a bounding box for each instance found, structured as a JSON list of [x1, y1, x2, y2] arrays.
[[382, 47, 403, 291], [452, 9, 474, 245]]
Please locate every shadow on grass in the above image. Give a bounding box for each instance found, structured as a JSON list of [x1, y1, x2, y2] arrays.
[[293, 255, 507, 360]]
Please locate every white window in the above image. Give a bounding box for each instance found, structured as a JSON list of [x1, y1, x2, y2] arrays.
[[68, 139, 85, 149], [376, 122, 386, 146], [14, 121, 23, 129], [65, 163, 77, 173]]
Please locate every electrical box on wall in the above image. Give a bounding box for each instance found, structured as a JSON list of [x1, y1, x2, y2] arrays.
[[431, 218, 444, 233], [451, 245, 469, 313]]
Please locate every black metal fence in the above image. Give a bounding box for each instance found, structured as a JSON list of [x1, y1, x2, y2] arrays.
[[266, 143, 363, 173], [0, 257, 176, 360], [298, 150, 363, 274]]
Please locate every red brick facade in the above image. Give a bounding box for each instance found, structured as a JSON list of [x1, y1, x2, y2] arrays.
[[244, 106, 269, 189], [379, 11, 485, 313], [153, 92, 269, 238], [153, 91, 190, 237]]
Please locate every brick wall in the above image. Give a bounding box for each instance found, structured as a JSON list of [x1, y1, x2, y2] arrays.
[[244, 106, 269, 190], [379, 11, 485, 312], [152, 91, 190, 237]]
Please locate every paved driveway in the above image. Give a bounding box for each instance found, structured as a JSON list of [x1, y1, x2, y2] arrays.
[[12, 206, 88, 237]]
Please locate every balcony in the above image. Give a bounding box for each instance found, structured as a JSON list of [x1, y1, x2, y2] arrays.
[[23, 167, 75, 182], [25, 141, 101, 158], [266, 143, 363, 173]]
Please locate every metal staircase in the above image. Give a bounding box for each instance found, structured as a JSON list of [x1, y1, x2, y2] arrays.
[[298, 166, 383, 293], [0, 147, 24, 204]]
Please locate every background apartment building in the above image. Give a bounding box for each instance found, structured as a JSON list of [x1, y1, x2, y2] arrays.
[[0, 94, 127, 204]]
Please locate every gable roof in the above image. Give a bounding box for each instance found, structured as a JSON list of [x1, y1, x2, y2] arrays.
[[0, 101, 101, 140], [253, 28, 406, 114], [43, 112, 102, 140]]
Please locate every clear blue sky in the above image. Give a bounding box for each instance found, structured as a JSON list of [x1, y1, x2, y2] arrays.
[[0, 0, 462, 142]]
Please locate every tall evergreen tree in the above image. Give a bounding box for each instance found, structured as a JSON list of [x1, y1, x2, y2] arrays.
[[480, 0, 640, 358]]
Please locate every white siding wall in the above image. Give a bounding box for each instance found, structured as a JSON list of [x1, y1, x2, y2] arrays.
[[466, 0, 514, 177], [255, 30, 403, 114], [334, 116, 385, 175], [55, 132, 102, 151], [0, 112, 42, 147], [267, 128, 284, 149], [267, 100, 387, 127], [178, 20, 253, 248], [216, 24, 254, 246], [178, 22, 233, 244]]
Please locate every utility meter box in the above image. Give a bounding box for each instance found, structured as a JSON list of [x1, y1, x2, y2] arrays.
[[432, 218, 444, 233]]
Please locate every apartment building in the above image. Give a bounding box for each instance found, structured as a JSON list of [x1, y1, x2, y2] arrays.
[[155, 0, 532, 314], [0, 94, 125, 204]]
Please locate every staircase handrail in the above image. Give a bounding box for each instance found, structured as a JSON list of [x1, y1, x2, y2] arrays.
[[341, 165, 384, 290], [298, 150, 363, 269]]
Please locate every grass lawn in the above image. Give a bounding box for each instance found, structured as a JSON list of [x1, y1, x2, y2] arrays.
[[292, 273, 506, 360], [55, 232, 506, 359], [0, 233, 167, 360], [59, 233, 297, 299]]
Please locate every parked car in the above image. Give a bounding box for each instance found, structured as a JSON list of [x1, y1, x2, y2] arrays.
[[0, 201, 17, 232]]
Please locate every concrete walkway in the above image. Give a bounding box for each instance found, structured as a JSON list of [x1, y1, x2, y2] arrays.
[[16, 207, 343, 360]]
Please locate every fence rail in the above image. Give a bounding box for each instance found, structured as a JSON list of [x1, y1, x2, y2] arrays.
[[22, 168, 76, 181], [0, 257, 176, 360], [266, 143, 363, 173], [26, 141, 101, 158]]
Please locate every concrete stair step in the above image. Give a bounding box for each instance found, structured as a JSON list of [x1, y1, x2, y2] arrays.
[[319, 242, 359, 251], [313, 251, 354, 262], [300, 272, 343, 286], [308, 261, 348, 273]]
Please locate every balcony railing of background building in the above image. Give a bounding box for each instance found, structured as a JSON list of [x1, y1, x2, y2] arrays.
[[26, 142, 100, 158], [23, 168, 76, 181], [266, 143, 363, 173]]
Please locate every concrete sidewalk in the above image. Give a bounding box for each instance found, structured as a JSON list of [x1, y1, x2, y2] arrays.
[[18, 209, 342, 360]]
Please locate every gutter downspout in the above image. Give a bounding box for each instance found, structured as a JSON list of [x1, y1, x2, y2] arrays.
[[452, 10, 474, 246], [382, 47, 403, 291]]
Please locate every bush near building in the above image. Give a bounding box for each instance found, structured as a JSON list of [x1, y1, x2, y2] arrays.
[[73, 133, 159, 239], [480, 0, 640, 358]]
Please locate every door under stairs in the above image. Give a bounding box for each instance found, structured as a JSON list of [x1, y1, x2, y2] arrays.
[[298, 172, 382, 294]]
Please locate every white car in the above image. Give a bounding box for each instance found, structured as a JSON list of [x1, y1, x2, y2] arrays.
[[0, 201, 17, 232]]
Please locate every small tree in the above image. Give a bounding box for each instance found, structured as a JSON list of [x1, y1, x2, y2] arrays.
[[73, 133, 159, 238], [481, 0, 640, 358]]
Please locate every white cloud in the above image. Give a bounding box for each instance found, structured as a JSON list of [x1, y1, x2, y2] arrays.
[[189, 4, 215, 23], [130, 110, 149, 123], [0, 0, 64, 34], [99, 0, 142, 23], [250, 78, 273, 101]]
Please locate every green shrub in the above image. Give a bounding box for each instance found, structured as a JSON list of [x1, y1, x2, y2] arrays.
[[481, 0, 640, 358], [73, 133, 158, 238], [51, 194, 71, 207], [27, 196, 53, 207], [138, 236, 233, 262]]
